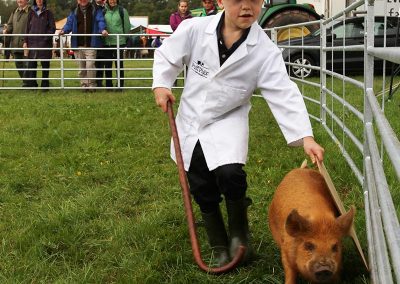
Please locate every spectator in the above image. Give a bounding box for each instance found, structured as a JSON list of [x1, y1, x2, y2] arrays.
[[102, 0, 131, 91], [202, 0, 218, 16], [24, 0, 56, 90], [95, 0, 106, 88], [4, 0, 31, 87], [169, 0, 192, 32], [60, 0, 108, 92], [169, 0, 191, 87], [151, 36, 163, 48]]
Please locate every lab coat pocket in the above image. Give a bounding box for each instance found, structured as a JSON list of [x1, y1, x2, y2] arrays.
[[214, 85, 250, 115]]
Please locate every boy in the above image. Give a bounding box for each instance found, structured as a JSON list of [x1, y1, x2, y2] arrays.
[[152, 0, 324, 267]]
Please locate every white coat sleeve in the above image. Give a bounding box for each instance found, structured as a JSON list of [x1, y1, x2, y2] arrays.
[[152, 20, 193, 90], [257, 45, 313, 147]]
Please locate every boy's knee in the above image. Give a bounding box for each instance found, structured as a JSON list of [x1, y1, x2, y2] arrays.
[[215, 164, 245, 179], [214, 164, 247, 192]]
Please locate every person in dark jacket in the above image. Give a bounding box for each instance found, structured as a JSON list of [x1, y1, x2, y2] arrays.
[[24, 0, 56, 89], [169, 0, 192, 32], [4, 0, 31, 87], [60, 0, 108, 92]]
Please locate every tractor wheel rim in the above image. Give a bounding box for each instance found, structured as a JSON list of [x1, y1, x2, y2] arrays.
[[277, 27, 311, 42]]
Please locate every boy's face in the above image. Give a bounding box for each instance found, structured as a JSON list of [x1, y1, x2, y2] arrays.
[[217, 0, 263, 30]]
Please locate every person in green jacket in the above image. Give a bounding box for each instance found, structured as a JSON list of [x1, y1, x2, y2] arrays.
[[102, 0, 131, 91], [4, 0, 31, 87]]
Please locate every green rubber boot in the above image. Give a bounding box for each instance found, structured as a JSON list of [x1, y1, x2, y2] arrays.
[[226, 197, 254, 264], [201, 208, 230, 267]]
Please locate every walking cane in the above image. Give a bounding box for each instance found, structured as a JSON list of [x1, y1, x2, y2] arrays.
[[167, 100, 246, 274]]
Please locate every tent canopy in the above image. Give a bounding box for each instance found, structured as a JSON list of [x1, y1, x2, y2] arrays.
[[55, 18, 67, 30]]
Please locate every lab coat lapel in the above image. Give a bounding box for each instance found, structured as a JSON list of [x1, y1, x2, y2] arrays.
[[201, 14, 222, 58], [214, 22, 259, 75]]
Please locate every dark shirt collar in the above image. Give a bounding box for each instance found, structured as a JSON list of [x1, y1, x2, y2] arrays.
[[216, 12, 251, 66]]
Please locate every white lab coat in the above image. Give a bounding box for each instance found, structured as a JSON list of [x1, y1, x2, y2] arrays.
[[152, 13, 313, 171]]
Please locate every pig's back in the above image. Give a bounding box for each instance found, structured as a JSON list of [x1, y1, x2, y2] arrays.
[[268, 168, 338, 245]]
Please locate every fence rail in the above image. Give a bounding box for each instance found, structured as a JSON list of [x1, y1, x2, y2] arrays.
[[0, 33, 174, 91]]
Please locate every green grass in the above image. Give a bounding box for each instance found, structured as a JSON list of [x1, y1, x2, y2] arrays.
[[0, 86, 376, 283]]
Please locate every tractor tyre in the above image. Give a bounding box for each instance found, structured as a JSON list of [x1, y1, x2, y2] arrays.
[[263, 9, 320, 42]]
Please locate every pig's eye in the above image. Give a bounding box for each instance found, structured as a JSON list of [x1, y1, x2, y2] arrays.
[[332, 243, 339, 252], [304, 242, 315, 251]]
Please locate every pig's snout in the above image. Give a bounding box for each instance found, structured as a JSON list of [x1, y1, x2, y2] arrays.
[[315, 267, 333, 282], [312, 260, 336, 283]]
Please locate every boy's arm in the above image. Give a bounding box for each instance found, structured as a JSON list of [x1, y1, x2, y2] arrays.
[[152, 19, 191, 89], [257, 42, 324, 162]]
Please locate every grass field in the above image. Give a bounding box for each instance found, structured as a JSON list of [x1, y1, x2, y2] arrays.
[[0, 82, 383, 283], [1, 57, 399, 282]]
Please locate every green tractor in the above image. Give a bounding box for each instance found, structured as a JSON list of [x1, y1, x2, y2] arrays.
[[191, 0, 321, 42], [259, 0, 321, 41]]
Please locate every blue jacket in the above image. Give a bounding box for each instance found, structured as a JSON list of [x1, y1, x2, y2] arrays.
[[62, 4, 106, 48]]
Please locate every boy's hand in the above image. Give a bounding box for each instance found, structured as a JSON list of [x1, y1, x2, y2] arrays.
[[303, 136, 325, 163], [154, 87, 176, 112]]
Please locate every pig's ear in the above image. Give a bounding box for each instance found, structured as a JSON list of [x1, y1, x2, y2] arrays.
[[285, 209, 311, 237], [336, 206, 355, 235]]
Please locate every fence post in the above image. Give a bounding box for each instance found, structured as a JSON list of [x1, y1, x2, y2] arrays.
[[60, 35, 65, 90], [363, 0, 382, 282], [271, 28, 278, 45], [116, 34, 121, 89], [320, 19, 326, 125]]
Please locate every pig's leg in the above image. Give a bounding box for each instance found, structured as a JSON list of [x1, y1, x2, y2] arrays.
[[281, 251, 297, 284]]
